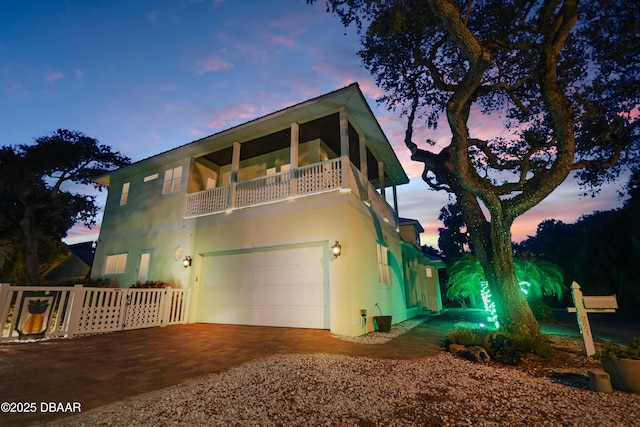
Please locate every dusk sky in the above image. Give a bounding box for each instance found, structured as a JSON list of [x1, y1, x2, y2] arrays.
[[0, 0, 628, 248]]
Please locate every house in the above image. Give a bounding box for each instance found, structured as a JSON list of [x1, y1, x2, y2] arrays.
[[43, 242, 95, 282], [398, 218, 444, 314], [92, 83, 442, 336]]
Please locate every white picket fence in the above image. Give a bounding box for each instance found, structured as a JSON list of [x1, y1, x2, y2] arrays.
[[0, 284, 190, 342]]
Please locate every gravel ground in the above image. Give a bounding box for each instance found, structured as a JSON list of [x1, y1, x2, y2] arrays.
[[46, 321, 640, 427]]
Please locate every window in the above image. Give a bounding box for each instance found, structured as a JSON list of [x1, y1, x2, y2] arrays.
[[104, 253, 128, 275], [426, 267, 433, 278], [162, 166, 182, 194], [138, 252, 151, 283], [377, 244, 390, 285], [144, 173, 159, 182], [119, 182, 130, 206]]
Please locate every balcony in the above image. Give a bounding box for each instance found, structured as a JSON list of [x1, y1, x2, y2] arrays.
[[184, 157, 397, 227]]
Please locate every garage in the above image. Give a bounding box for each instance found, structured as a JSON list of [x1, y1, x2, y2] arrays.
[[196, 242, 330, 329]]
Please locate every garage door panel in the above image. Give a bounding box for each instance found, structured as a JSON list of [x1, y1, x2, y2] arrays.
[[197, 243, 328, 329]]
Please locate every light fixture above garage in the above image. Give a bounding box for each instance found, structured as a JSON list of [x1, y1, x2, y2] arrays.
[[183, 255, 192, 269], [331, 241, 342, 258]]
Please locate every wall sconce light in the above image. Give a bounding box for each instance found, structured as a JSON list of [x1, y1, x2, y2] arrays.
[[331, 241, 342, 258], [182, 255, 192, 269]]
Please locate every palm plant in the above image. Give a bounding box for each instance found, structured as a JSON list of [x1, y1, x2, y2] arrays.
[[447, 254, 566, 303]]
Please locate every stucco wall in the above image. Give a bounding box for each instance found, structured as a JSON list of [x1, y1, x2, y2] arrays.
[[94, 178, 412, 336]]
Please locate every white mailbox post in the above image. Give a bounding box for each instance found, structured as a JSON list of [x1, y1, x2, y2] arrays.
[[567, 281, 618, 356]]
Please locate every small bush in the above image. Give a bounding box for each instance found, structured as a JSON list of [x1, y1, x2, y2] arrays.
[[131, 280, 175, 289], [593, 337, 640, 362], [511, 333, 555, 359], [445, 328, 485, 347], [530, 300, 553, 323], [481, 332, 554, 364], [50, 277, 116, 288]]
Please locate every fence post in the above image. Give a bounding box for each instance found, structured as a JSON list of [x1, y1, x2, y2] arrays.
[[0, 284, 11, 340], [181, 288, 190, 324], [66, 285, 86, 339], [118, 289, 129, 330], [161, 287, 172, 327]]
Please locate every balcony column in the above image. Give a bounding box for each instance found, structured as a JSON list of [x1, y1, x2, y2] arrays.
[[359, 134, 368, 203], [393, 184, 399, 230], [339, 108, 349, 187], [228, 141, 241, 209], [378, 161, 386, 202], [290, 122, 299, 197]]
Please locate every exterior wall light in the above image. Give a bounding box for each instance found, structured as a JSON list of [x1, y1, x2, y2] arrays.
[[183, 255, 192, 269], [331, 241, 342, 258]]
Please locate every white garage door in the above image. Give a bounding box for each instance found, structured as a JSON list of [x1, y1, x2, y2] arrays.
[[197, 243, 329, 329]]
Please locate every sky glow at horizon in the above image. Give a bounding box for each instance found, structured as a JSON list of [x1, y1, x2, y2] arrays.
[[0, 0, 628, 248]]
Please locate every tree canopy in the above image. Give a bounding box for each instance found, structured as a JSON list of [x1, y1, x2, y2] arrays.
[[517, 170, 640, 310], [315, 0, 639, 334], [0, 129, 130, 284]]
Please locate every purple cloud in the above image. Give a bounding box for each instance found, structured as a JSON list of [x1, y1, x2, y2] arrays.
[[44, 69, 64, 83], [196, 57, 233, 74]]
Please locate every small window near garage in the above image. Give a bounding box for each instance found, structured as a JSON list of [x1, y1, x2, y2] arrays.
[[377, 244, 391, 285], [119, 182, 130, 206], [426, 267, 433, 278], [144, 173, 159, 182], [104, 253, 128, 275], [162, 166, 183, 194]]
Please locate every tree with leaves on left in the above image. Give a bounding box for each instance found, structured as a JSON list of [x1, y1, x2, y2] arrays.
[[0, 129, 130, 284]]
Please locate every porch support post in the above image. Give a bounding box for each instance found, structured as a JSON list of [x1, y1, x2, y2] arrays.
[[290, 122, 299, 197], [393, 184, 399, 229], [339, 108, 349, 157], [359, 133, 368, 203], [228, 141, 241, 209], [378, 161, 386, 203], [339, 108, 349, 186]]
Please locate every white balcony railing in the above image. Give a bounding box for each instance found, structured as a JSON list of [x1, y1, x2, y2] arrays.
[[184, 186, 229, 217], [297, 159, 342, 195], [184, 156, 396, 228], [236, 170, 291, 207]]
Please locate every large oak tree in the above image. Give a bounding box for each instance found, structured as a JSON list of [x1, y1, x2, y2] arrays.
[[314, 0, 639, 334], [0, 130, 130, 284]]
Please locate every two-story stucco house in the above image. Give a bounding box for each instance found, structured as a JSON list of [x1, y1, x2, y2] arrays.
[[92, 83, 442, 336]]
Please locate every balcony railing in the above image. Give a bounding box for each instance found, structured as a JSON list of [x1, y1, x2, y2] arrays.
[[184, 157, 397, 227]]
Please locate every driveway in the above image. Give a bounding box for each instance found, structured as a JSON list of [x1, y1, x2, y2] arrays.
[[0, 317, 449, 426], [1, 308, 636, 426]]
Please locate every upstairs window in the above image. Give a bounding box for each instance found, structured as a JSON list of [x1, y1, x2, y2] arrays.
[[104, 253, 128, 275], [377, 244, 391, 285], [119, 182, 130, 206], [163, 166, 182, 194]]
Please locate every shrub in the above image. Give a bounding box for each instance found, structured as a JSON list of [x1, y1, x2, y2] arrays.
[[593, 337, 640, 362], [511, 333, 555, 359], [529, 300, 553, 323], [445, 328, 485, 347], [131, 280, 175, 289]]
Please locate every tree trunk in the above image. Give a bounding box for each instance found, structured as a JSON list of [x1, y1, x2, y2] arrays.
[[477, 218, 540, 336], [20, 205, 41, 285]]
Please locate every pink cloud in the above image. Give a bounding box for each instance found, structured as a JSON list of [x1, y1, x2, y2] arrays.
[[63, 222, 101, 245], [196, 56, 232, 74], [44, 69, 64, 83], [232, 43, 268, 62], [271, 35, 295, 47], [207, 103, 258, 129]]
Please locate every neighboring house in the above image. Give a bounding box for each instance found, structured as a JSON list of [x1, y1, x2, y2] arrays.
[[92, 83, 441, 336], [399, 218, 444, 313], [43, 242, 95, 282]]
